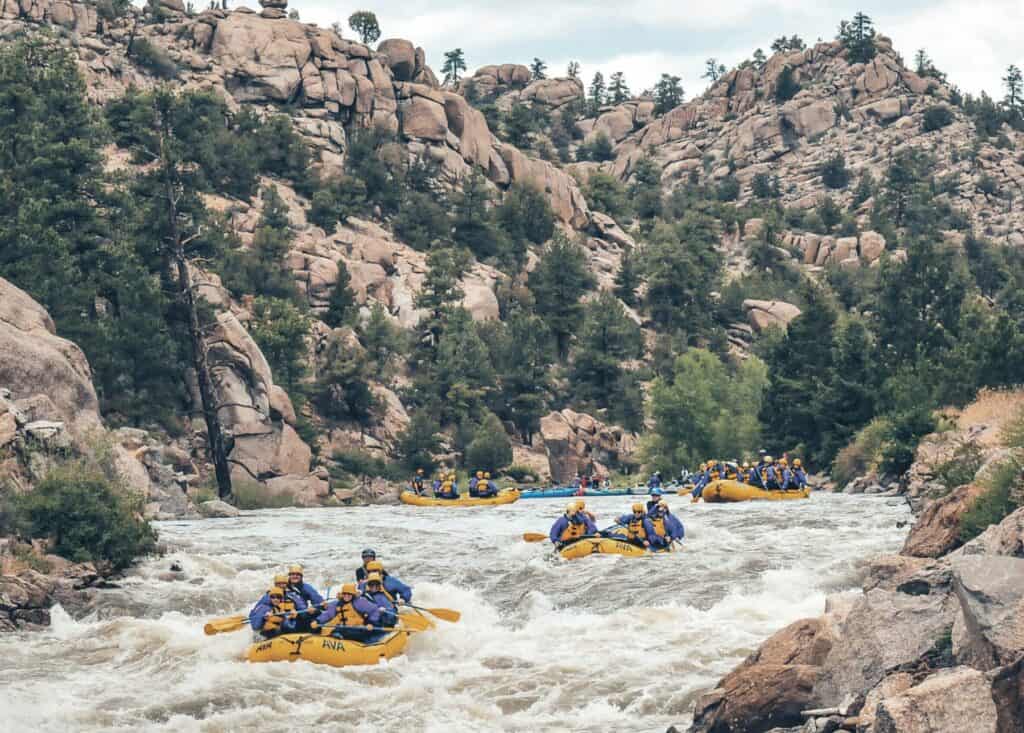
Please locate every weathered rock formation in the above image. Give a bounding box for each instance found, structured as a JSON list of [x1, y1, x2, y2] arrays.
[[538, 409, 638, 484]]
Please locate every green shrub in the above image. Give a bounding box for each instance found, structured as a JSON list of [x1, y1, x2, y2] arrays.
[[129, 39, 178, 79], [716, 175, 740, 202], [934, 441, 985, 491], [464, 413, 513, 473], [832, 417, 892, 487], [504, 464, 538, 482], [821, 153, 851, 189], [330, 448, 404, 481], [922, 105, 954, 132], [775, 66, 800, 102], [959, 456, 1023, 542], [12, 464, 157, 571]]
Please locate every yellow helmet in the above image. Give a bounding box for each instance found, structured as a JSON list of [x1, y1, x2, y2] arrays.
[[741, 462, 749, 469], [273, 574, 288, 586], [268, 586, 284, 598], [449, 472, 457, 480], [565, 502, 578, 514], [365, 560, 384, 573], [575, 500, 586, 511], [794, 458, 802, 468], [365, 572, 383, 585], [339, 583, 358, 597], [484, 472, 491, 479], [779, 457, 788, 466], [632, 502, 645, 513], [288, 564, 303, 576], [764, 456, 773, 464], [476, 470, 484, 478], [658, 499, 669, 509], [699, 462, 707, 471]]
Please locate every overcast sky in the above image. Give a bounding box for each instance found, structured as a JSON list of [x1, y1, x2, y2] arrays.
[[286, 1, 1022, 100]]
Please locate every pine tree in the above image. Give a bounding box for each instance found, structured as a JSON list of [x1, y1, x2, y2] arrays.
[[588, 72, 606, 116], [653, 74, 684, 115], [348, 10, 380, 45], [414, 247, 468, 361], [528, 233, 596, 358], [569, 291, 643, 409], [1003, 65, 1023, 111], [567, 61, 580, 79], [323, 259, 356, 328], [838, 12, 876, 64], [530, 57, 547, 80], [608, 71, 631, 104], [451, 171, 506, 261], [360, 302, 405, 379], [442, 48, 467, 85], [752, 48, 767, 70], [702, 58, 726, 82], [614, 248, 641, 306]]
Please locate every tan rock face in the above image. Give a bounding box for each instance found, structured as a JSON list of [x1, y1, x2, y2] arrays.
[[442, 92, 492, 168], [376, 38, 415, 81], [743, 299, 802, 333], [901, 483, 988, 558], [538, 409, 635, 483], [494, 142, 590, 227], [873, 667, 998, 733], [400, 93, 448, 141], [0, 276, 101, 439], [520, 77, 583, 110], [210, 13, 311, 102]]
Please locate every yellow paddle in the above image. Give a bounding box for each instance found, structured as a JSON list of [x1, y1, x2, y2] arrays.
[[397, 611, 433, 631], [522, 532, 548, 543], [407, 604, 461, 623], [204, 615, 248, 635]]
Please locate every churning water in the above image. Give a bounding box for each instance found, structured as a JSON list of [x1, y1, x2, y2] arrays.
[[0, 493, 909, 732]]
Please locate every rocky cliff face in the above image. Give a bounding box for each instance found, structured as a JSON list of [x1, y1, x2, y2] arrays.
[[609, 38, 1024, 247]]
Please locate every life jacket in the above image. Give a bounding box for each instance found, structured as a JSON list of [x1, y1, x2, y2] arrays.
[[710, 469, 720, 481], [321, 600, 363, 633], [650, 516, 667, 538], [287, 583, 317, 606], [726, 467, 738, 480], [411, 477, 424, 491], [440, 480, 454, 496], [625, 516, 647, 541], [263, 600, 296, 632], [560, 517, 586, 542]]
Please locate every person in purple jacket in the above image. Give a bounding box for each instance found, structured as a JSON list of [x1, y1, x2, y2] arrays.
[[312, 583, 380, 641], [549, 501, 598, 547]]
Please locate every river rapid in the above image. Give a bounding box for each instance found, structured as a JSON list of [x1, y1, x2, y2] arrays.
[[0, 493, 909, 732]]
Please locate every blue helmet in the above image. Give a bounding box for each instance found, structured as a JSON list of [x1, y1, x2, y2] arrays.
[[361, 548, 376, 559], [650, 487, 664, 496]]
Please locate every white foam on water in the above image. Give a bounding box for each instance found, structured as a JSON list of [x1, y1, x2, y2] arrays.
[[0, 493, 909, 732]]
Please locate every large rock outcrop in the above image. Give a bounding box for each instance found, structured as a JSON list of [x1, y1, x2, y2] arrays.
[[0, 277, 102, 440], [538, 409, 637, 484]]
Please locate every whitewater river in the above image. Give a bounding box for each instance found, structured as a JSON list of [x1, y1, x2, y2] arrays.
[[0, 493, 909, 732]]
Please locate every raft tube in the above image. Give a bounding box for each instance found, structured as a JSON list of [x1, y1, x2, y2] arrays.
[[247, 629, 409, 667], [558, 536, 675, 559], [520, 487, 577, 499], [699, 479, 810, 503], [399, 488, 521, 507]]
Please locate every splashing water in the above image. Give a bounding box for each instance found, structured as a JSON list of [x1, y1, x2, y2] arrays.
[[0, 493, 909, 732]]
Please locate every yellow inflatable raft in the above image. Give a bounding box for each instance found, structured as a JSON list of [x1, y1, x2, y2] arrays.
[[247, 629, 410, 667], [699, 479, 810, 503], [558, 536, 675, 559], [399, 488, 520, 507]]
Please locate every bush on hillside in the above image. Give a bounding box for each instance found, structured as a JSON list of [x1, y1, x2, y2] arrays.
[[129, 39, 178, 79], [934, 441, 985, 491], [922, 105, 955, 132], [465, 413, 513, 473], [959, 456, 1023, 542], [12, 464, 157, 571], [821, 153, 851, 189], [831, 417, 892, 487]]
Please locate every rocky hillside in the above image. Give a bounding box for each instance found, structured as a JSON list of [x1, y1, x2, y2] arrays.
[[684, 389, 1024, 733]]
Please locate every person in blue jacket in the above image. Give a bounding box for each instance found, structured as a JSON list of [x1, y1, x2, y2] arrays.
[[360, 560, 413, 605], [311, 583, 380, 641], [647, 471, 663, 490], [360, 572, 399, 628], [791, 459, 808, 489], [549, 501, 597, 546], [355, 548, 377, 582], [249, 586, 300, 638], [646, 485, 665, 512], [476, 472, 498, 498], [613, 503, 656, 548], [467, 470, 482, 496], [285, 564, 323, 630], [648, 500, 684, 548]]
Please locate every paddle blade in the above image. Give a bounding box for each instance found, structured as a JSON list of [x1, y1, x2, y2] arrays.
[[522, 532, 548, 543], [421, 607, 461, 623], [204, 615, 248, 635], [398, 612, 432, 631]]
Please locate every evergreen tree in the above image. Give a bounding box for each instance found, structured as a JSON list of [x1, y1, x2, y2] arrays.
[[567, 61, 580, 79], [838, 12, 876, 64], [465, 412, 514, 472], [360, 302, 405, 379], [347, 11, 381, 45], [323, 260, 357, 328], [487, 308, 554, 443], [451, 171, 507, 262], [588, 72, 606, 116], [642, 217, 721, 339], [775, 65, 800, 101], [495, 183, 555, 268], [1003, 65, 1023, 111], [504, 102, 536, 148], [414, 247, 468, 362], [702, 58, 727, 82], [528, 233, 596, 358], [630, 157, 664, 221], [614, 248, 641, 307], [530, 58, 547, 80], [431, 308, 495, 423], [313, 329, 376, 424], [584, 172, 631, 220], [249, 296, 312, 398], [653, 74, 684, 115], [569, 291, 644, 410], [608, 71, 631, 104], [821, 153, 851, 189], [442, 48, 467, 85], [752, 48, 767, 70], [814, 316, 878, 460], [396, 411, 442, 472]]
